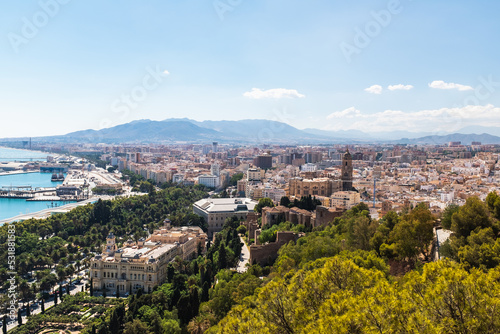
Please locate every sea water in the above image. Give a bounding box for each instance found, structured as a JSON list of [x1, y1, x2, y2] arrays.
[[0, 147, 66, 220]]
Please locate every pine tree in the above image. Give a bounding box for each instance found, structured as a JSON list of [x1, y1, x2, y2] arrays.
[[217, 243, 227, 271], [201, 281, 210, 302], [26, 303, 30, 317], [190, 287, 200, 319]]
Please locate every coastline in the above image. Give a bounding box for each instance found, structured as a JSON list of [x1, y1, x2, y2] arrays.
[[0, 145, 51, 155], [0, 196, 102, 225]]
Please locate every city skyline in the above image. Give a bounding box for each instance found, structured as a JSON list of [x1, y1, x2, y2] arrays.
[[1, 1, 500, 138]]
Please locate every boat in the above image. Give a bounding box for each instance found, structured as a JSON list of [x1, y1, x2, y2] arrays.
[[51, 172, 64, 181]]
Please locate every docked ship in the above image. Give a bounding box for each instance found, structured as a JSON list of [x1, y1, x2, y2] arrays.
[[51, 172, 65, 182]]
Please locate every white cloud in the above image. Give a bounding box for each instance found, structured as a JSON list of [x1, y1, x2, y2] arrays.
[[163, 70, 170, 75], [243, 88, 305, 99], [364, 85, 383, 94], [327, 107, 361, 119], [325, 104, 500, 133], [388, 84, 413, 91], [428, 80, 473, 91], [324, 104, 500, 133]]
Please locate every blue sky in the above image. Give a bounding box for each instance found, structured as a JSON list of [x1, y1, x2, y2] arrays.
[[1, 0, 500, 137]]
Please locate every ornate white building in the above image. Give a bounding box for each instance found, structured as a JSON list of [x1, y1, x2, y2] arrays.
[[90, 221, 206, 294]]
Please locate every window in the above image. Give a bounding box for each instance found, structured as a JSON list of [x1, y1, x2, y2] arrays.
[[149, 275, 152, 281]]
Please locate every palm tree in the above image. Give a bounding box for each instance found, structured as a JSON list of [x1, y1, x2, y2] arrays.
[[56, 267, 67, 286], [187, 316, 211, 334], [19, 258, 29, 276], [19, 280, 30, 301]]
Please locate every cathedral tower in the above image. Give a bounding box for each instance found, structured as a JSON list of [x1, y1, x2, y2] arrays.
[[342, 148, 353, 191]]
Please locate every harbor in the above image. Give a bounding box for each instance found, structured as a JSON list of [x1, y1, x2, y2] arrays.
[[0, 186, 58, 199], [0, 147, 126, 222]]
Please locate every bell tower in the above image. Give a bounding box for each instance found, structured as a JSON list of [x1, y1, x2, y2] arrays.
[[106, 232, 117, 255], [342, 148, 353, 191]]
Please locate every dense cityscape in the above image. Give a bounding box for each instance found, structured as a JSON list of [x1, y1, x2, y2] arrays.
[[1, 138, 500, 333]]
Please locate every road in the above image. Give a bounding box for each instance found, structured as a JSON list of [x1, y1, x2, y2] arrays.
[[237, 236, 250, 273]]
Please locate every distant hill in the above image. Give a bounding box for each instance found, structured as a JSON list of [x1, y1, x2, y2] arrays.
[[52, 120, 222, 143], [165, 118, 332, 142], [3, 119, 500, 145], [3, 119, 342, 144], [392, 133, 500, 145]]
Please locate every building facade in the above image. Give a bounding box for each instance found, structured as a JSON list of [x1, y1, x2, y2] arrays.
[[198, 175, 220, 188], [193, 197, 257, 236], [329, 191, 361, 209], [288, 177, 342, 198], [90, 224, 206, 294], [253, 154, 273, 169]]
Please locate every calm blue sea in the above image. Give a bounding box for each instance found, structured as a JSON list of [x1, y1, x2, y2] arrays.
[[0, 147, 67, 221], [0, 146, 48, 162]]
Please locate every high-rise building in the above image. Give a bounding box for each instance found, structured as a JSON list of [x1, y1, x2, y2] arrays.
[[212, 142, 219, 153], [254, 154, 273, 169]]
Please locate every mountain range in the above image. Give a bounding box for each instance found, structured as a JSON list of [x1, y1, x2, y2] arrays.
[[2, 118, 500, 145]]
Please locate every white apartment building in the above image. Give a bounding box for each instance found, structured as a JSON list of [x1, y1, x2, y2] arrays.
[[198, 175, 220, 188], [330, 191, 361, 209]]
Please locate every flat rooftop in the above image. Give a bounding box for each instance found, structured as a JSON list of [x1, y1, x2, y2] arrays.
[[193, 197, 257, 213]]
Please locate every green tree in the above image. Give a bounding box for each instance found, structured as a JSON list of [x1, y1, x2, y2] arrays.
[[486, 191, 500, 220], [217, 243, 228, 271], [254, 197, 275, 214], [123, 319, 148, 334], [229, 173, 244, 187], [279, 196, 291, 207], [451, 197, 493, 238], [441, 203, 459, 230]]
